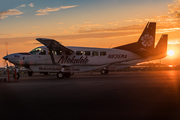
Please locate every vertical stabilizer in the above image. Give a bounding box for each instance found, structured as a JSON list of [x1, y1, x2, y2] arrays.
[[154, 34, 168, 56], [137, 22, 156, 50], [113, 22, 156, 58]]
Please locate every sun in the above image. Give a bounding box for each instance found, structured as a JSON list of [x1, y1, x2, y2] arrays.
[[167, 49, 175, 56]]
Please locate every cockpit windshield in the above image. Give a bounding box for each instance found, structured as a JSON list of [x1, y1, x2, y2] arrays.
[[29, 47, 41, 55]]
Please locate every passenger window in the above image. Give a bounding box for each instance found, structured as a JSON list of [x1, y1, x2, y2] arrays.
[[39, 50, 46, 55], [48, 51, 53, 55], [55, 51, 62, 55], [92, 51, 99, 56], [100, 51, 106, 56], [65, 51, 72, 55], [84, 51, 91, 56], [76, 51, 83, 55]]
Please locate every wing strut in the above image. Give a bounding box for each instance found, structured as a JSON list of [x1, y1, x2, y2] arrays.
[[48, 42, 56, 64]]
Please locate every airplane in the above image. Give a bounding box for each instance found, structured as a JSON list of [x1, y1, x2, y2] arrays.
[[3, 22, 167, 79]]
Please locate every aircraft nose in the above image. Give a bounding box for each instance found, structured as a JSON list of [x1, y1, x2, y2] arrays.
[[3, 55, 8, 60]]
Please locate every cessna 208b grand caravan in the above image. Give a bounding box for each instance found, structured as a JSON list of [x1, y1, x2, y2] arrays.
[[3, 22, 168, 79]]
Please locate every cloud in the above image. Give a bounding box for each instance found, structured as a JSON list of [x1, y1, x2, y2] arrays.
[[19, 4, 26, 8], [108, 22, 121, 26], [0, 30, 139, 45], [0, 15, 8, 19], [28, 3, 34, 7], [16, 16, 22, 18], [75, 24, 145, 33], [168, 0, 180, 18], [63, 30, 70, 34], [84, 22, 91, 24], [168, 38, 180, 44], [16, 4, 26, 9], [36, 5, 78, 16], [69, 24, 102, 30], [28, 33, 37, 35], [36, 12, 49, 16], [0, 9, 24, 19], [0, 33, 22, 37]]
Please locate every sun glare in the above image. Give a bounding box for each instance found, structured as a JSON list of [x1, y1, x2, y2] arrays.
[[167, 50, 175, 56]]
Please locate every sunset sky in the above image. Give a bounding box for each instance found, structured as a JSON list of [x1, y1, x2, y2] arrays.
[[1, 0, 180, 67]]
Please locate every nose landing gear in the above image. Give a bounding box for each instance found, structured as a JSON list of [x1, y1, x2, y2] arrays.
[[13, 73, 20, 79], [13, 68, 20, 80]]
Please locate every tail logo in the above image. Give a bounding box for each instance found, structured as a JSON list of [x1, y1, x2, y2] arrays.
[[141, 34, 154, 47]]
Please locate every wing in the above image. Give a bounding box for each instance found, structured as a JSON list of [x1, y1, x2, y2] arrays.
[[36, 38, 74, 64], [36, 38, 73, 52]]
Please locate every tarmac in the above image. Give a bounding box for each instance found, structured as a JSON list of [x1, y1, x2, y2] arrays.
[[0, 70, 180, 120]]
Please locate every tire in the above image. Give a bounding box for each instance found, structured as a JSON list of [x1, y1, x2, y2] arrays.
[[101, 69, 109, 74], [13, 73, 20, 79], [105, 70, 109, 74], [64, 72, 71, 78], [44, 72, 49, 75], [28, 72, 33, 76], [57, 72, 64, 79], [101, 69, 106, 74], [3, 78, 7, 82]]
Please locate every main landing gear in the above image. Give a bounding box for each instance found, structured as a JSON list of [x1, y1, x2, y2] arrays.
[[28, 71, 33, 76], [57, 72, 72, 79], [101, 69, 109, 74]]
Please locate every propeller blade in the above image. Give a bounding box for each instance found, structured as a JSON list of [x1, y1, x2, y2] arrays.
[[5, 42, 8, 56]]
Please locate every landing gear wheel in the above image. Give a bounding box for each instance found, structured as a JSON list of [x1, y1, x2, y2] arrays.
[[101, 69, 109, 74], [13, 73, 20, 79], [44, 72, 49, 75], [64, 72, 71, 78], [57, 72, 64, 79], [105, 70, 109, 74], [101, 69, 106, 74], [28, 72, 33, 76]]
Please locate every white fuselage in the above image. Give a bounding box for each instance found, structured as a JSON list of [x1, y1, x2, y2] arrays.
[[7, 46, 142, 73]]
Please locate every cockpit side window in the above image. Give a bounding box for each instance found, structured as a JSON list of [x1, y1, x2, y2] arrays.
[[29, 47, 41, 55], [39, 50, 46, 55]]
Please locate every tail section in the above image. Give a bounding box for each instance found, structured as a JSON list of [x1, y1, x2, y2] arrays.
[[154, 34, 168, 58], [113, 22, 156, 57], [137, 22, 156, 50]]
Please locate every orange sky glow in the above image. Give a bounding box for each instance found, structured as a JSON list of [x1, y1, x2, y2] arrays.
[[1, 0, 180, 67]]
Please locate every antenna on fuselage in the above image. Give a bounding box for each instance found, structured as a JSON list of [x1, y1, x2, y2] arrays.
[[109, 44, 113, 49]]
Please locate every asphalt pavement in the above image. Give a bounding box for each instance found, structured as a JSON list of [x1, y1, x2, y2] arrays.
[[0, 71, 180, 120]]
